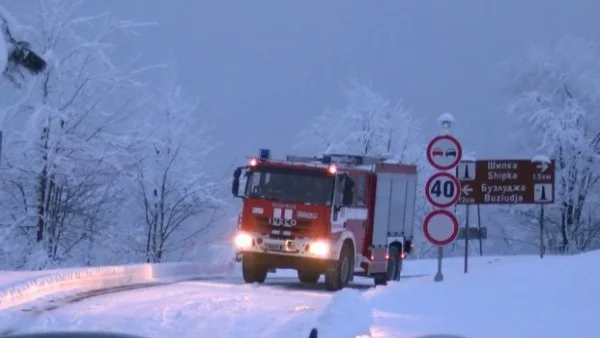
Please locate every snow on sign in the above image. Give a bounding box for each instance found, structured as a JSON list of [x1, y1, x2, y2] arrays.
[[426, 135, 462, 171], [425, 172, 461, 208], [423, 209, 459, 246]]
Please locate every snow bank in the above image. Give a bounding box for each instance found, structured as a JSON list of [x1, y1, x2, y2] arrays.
[[0, 261, 234, 310], [314, 289, 373, 338], [366, 252, 599, 338]]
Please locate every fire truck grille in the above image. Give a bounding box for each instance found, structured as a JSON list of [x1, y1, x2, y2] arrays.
[[254, 216, 311, 239]]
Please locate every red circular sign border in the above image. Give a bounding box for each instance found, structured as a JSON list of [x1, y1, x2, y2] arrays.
[[422, 209, 459, 246], [426, 134, 463, 171]]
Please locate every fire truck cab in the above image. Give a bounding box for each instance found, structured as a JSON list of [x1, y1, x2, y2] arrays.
[[231, 149, 416, 291]]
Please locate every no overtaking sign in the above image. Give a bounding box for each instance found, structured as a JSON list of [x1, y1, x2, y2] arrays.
[[426, 134, 462, 171]]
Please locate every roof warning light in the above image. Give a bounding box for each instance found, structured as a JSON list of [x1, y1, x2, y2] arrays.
[[258, 148, 271, 159]]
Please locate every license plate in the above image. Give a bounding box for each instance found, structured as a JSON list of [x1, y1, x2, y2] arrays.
[[266, 243, 282, 251]]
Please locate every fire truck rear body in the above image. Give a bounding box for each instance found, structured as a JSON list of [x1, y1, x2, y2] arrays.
[[231, 150, 416, 290]]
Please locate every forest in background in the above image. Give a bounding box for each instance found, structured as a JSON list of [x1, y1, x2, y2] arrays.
[[1, 0, 599, 270]]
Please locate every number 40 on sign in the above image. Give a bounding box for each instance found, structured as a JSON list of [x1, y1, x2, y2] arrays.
[[425, 172, 462, 208]]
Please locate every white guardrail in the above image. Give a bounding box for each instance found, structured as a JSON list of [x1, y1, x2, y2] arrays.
[[0, 260, 235, 311]]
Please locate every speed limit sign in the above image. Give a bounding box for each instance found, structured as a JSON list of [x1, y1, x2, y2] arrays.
[[425, 172, 461, 208]]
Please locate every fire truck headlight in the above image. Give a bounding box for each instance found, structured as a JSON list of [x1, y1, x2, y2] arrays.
[[234, 232, 253, 249], [309, 241, 330, 257]]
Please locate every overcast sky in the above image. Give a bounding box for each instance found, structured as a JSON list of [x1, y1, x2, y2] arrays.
[[3, 0, 600, 174]]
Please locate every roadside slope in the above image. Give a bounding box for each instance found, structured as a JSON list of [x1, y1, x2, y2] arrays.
[[367, 252, 599, 338]]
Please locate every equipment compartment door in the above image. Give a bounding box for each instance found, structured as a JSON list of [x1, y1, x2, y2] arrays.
[[344, 174, 368, 257], [388, 173, 411, 238], [372, 172, 414, 246], [372, 173, 393, 247]]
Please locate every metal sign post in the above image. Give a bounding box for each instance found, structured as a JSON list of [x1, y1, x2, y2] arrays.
[[424, 209, 459, 282], [464, 204, 469, 273], [434, 246, 444, 282], [477, 204, 482, 256], [531, 155, 551, 258], [424, 113, 462, 283]]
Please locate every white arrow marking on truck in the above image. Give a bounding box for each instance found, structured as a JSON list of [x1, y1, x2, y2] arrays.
[[462, 184, 473, 196]]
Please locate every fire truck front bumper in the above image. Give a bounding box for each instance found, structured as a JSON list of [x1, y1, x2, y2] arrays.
[[237, 251, 337, 271], [233, 231, 338, 270]]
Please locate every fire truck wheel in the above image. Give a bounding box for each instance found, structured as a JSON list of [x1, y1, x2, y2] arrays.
[[374, 246, 402, 286], [242, 256, 268, 284], [387, 245, 402, 282], [297, 269, 320, 284], [325, 243, 354, 291]]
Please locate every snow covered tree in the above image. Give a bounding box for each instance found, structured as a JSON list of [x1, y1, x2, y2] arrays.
[[297, 80, 424, 163], [134, 71, 228, 263], [502, 36, 600, 254], [0, 0, 151, 268], [296, 80, 434, 257]]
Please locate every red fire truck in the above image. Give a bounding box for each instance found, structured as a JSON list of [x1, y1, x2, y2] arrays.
[[231, 149, 416, 290]]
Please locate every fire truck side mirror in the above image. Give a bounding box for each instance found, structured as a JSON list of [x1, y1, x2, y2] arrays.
[[232, 167, 242, 197]]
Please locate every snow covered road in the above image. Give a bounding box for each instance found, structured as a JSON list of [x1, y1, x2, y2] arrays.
[[0, 259, 489, 338], [7, 273, 377, 338], [5, 253, 597, 338]]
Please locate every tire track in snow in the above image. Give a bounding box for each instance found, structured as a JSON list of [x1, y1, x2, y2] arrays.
[[7, 279, 331, 338], [173, 281, 329, 338], [0, 283, 169, 336], [2, 270, 426, 337], [260, 303, 321, 338], [0, 277, 227, 336]]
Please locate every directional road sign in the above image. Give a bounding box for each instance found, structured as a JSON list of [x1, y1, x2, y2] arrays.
[[423, 209, 459, 246], [425, 172, 462, 208], [426, 135, 463, 171], [456, 159, 555, 205]]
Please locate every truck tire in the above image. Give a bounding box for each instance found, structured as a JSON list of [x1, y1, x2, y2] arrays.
[[242, 255, 268, 284], [297, 269, 320, 284], [325, 243, 353, 291], [373, 245, 402, 286], [388, 245, 402, 281]]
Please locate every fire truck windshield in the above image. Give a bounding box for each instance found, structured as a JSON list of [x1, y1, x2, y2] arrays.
[[244, 167, 334, 205]]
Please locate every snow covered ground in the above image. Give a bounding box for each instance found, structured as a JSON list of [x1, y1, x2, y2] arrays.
[[368, 252, 598, 338], [0, 252, 596, 338]]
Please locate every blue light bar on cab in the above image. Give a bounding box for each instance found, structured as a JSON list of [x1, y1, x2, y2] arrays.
[[320, 155, 332, 164], [258, 148, 271, 159]]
